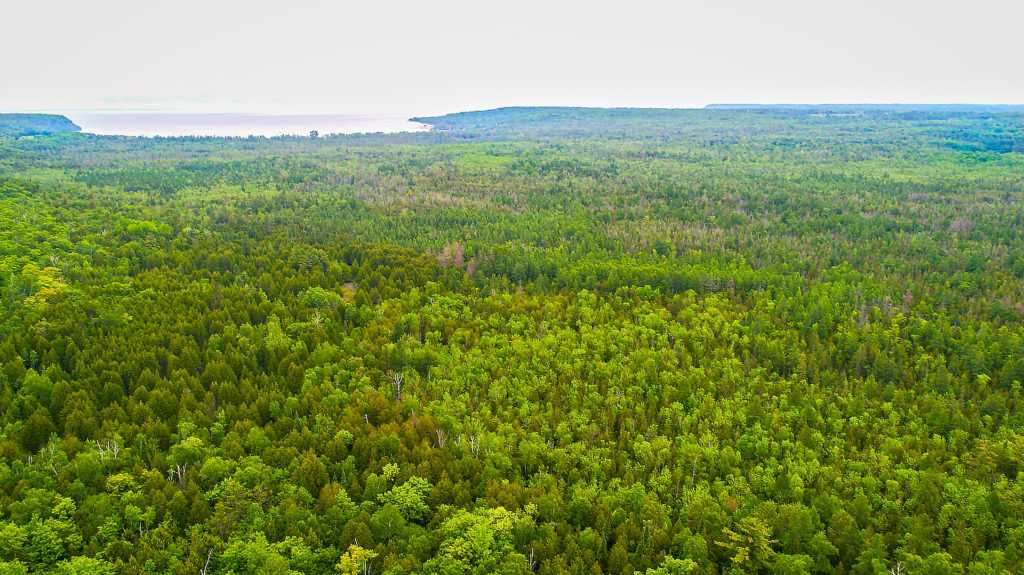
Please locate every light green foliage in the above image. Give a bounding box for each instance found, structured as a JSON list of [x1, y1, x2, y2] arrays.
[[717, 516, 776, 572], [377, 476, 431, 521], [52, 557, 115, 575], [219, 532, 302, 575], [772, 553, 813, 575], [0, 561, 28, 575], [642, 556, 697, 574], [423, 507, 527, 575], [301, 287, 343, 310], [168, 436, 206, 468]]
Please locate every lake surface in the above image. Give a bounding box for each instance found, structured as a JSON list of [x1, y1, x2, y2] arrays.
[[67, 113, 431, 137]]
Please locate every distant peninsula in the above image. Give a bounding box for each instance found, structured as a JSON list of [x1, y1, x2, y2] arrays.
[[705, 103, 1024, 112], [410, 105, 1024, 145], [0, 113, 81, 137]]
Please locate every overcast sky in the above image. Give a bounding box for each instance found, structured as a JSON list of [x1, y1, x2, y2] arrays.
[[3, 0, 1022, 116]]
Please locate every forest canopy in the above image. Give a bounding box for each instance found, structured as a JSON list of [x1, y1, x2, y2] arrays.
[[0, 108, 1022, 575]]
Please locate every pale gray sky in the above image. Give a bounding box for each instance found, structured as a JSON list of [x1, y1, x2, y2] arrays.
[[3, 0, 1022, 115]]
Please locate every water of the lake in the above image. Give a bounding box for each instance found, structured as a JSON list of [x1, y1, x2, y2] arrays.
[[67, 113, 431, 137]]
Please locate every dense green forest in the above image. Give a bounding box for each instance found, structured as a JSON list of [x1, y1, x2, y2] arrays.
[[0, 108, 1023, 575]]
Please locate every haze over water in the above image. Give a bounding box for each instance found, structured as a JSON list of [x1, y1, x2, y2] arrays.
[[67, 113, 431, 137]]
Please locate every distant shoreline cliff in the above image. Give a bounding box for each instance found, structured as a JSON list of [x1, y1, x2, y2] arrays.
[[0, 113, 81, 137]]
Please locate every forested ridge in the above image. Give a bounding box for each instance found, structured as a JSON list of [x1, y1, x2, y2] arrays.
[[0, 115, 80, 138], [0, 108, 1023, 575]]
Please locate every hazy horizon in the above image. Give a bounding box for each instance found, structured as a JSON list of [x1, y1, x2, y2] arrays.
[[45, 103, 1021, 139], [10, 102, 1024, 119], [63, 112, 430, 137], [3, 0, 1021, 116]]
